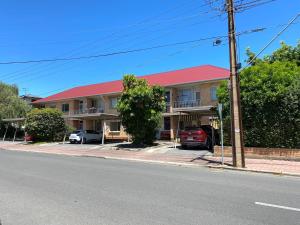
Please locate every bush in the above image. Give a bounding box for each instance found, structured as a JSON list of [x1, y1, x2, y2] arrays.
[[25, 108, 66, 142], [217, 44, 300, 148]]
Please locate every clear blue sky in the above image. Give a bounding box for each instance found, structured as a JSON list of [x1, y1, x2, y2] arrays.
[[0, 0, 299, 97]]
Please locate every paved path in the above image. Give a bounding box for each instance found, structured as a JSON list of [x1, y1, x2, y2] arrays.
[[0, 150, 299, 225]]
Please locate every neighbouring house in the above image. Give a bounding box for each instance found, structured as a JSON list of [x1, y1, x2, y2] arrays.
[[33, 65, 229, 141], [20, 94, 42, 106]]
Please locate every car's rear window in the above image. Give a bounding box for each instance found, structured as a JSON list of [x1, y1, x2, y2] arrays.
[[72, 130, 82, 134], [185, 127, 202, 131], [86, 130, 94, 134]]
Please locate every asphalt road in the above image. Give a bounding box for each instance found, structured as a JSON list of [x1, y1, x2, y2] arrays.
[[0, 150, 299, 225]]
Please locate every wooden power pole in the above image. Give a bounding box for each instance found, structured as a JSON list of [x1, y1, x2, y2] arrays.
[[226, 0, 245, 167]]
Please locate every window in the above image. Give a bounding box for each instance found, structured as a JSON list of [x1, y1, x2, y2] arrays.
[[210, 87, 217, 101], [110, 121, 121, 131], [91, 99, 96, 108], [195, 91, 201, 101], [62, 103, 69, 113], [79, 101, 84, 113], [178, 89, 193, 101], [110, 97, 118, 108]]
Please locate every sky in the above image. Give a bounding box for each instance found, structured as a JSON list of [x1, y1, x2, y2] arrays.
[[0, 0, 299, 97]]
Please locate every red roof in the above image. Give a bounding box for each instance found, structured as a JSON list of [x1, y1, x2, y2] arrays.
[[34, 65, 229, 103]]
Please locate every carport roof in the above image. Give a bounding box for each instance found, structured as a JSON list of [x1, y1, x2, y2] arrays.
[[2, 118, 25, 122]]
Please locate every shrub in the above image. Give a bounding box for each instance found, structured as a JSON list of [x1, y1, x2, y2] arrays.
[[25, 108, 66, 142]]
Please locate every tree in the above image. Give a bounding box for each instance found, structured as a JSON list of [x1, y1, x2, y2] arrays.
[[25, 108, 66, 142], [218, 42, 300, 148], [265, 41, 300, 66], [0, 82, 30, 121], [117, 75, 166, 145]]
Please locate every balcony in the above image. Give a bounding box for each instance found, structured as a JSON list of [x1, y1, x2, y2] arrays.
[[70, 107, 105, 115], [173, 99, 201, 109]]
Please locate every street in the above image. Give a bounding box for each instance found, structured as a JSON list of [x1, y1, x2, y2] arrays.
[[0, 150, 299, 225]]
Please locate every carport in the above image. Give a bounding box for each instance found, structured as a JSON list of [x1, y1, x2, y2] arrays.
[[1, 118, 25, 142], [172, 105, 218, 149], [66, 113, 120, 144]]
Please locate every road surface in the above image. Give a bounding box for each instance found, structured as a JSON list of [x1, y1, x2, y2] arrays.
[[0, 150, 299, 225]]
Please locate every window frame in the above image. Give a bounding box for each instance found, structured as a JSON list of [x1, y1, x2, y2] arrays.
[[61, 103, 69, 113], [210, 86, 218, 101], [110, 97, 118, 109]]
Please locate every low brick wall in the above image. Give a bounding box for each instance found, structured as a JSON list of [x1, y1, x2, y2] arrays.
[[214, 146, 300, 160]]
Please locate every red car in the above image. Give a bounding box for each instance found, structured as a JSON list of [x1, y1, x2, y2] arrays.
[[24, 133, 34, 142], [180, 126, 216, 150]]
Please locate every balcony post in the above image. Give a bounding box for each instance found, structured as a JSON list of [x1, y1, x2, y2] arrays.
[[101, 121, 106, 145], [169, 89, 173, 113]]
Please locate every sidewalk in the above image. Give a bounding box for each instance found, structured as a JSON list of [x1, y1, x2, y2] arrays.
[[0, 141, 300, 176]]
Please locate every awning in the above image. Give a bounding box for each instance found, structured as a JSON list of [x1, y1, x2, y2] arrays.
[[172, 105, 215, 115]]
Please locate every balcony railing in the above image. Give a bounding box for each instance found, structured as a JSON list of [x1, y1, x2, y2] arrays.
[[173, 99, 201, 108], [70, 107, 105, 115], [165, 102, 171, 113]]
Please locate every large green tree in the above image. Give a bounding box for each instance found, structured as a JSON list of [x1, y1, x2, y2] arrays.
[[25, 108, 66, 142], [117, 75, 166, 145], [0, 82, 30, 121], [218, 42, 300, 148]]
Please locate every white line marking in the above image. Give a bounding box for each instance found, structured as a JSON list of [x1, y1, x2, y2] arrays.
[[255, 202, 300, 212]]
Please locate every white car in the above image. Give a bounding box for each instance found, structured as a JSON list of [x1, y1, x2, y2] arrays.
[[69, 130, 102, 144]]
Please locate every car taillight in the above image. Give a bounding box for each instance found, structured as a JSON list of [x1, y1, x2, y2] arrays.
[[196, 130, 206, 141]]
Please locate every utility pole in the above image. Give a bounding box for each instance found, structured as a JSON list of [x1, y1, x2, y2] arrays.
[[226, 0, 245, 167]]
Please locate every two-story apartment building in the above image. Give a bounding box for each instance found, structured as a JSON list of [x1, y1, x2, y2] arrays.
[[33, 65, 229, 141]]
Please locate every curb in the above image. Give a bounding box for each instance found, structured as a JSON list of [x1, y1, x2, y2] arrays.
[[105, 157, 300, 177], [1, 147, 300, 177], [101, 156, 206, 168], [206, 165, 300, 177]]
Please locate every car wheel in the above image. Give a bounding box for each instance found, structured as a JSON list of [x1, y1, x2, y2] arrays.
[[181, 144, 187, 149]]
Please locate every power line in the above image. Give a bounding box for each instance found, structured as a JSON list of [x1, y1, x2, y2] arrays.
[[34, 42, 207, 97], [15, 25, 268, 89], [206, 0, 278, 13], [0, 0, 216, 78], [0, 35, 227, 65], [1, 1, 197, 76], [26, 14, 296, 96], [245, 12, 300, 67], [4, 19, 294, 85], [0, 22, 286, 67], [235, 0, 277, 12], [3, 16, 221, 82], [1, 17, 220, 79]]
